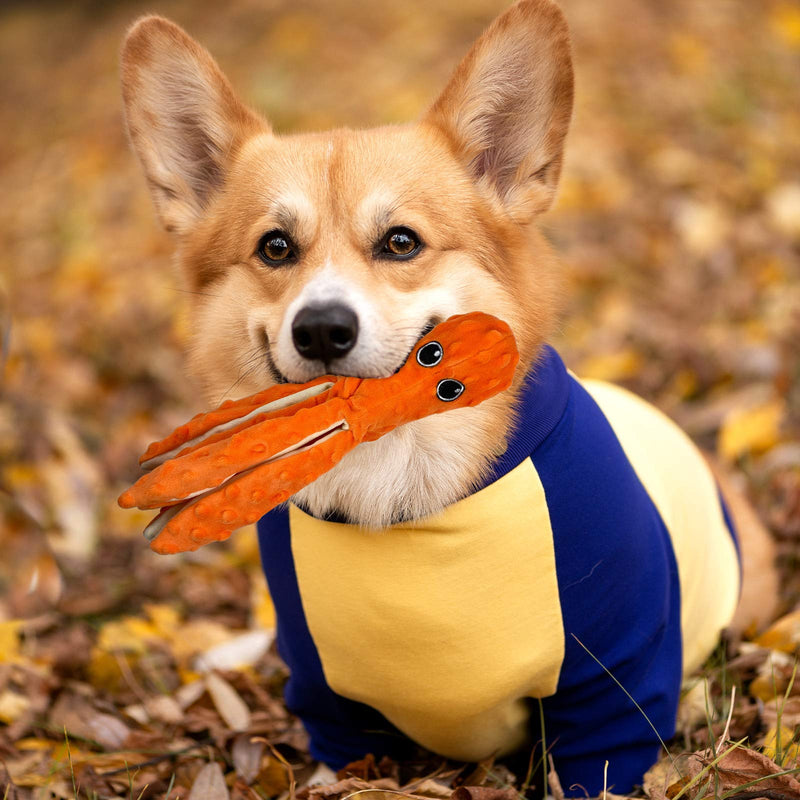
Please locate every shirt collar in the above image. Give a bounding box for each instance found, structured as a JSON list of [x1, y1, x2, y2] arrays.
[[473, 344, 570, 492]]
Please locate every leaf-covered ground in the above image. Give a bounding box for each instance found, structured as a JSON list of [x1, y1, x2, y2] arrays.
[[1, 0, 799, 797]]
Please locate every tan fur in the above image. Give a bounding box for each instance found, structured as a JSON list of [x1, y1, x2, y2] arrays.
[[121, 1, 777, 614], [704, 456, 780, 633]]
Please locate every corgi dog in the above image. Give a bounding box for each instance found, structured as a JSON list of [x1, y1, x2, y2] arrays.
[[121, 1, 778, 794]]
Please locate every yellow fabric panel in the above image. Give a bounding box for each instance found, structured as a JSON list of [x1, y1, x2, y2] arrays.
[[290, 458, 564, 761], [582, 380, 740, 675]]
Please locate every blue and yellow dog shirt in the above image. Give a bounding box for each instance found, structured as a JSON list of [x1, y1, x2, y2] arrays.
[[257, 345, 740, 795]]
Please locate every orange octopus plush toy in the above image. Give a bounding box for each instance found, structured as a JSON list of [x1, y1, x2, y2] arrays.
[[119, 312, 519, 554]]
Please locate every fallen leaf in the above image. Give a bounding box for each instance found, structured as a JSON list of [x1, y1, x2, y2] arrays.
[[50, 692, 130, 750], [452, 788, 519, 800], [189, 762, 231, 800], [308, 777, 399, 800], [547, 755, 565, 800], [0, 620, 23, 664], [763, 696, 800, 730], [687, 742, 800, 798], [677, 679, 710, 732], [761, 725, 800, 765], [175, 678, 207, 709], [205, 671, 251, 731], [718, 398, 785, 461], [194, 629, 274, 673], [232, 733, 265, 783], [406, 779, 453, 799], [754, 609, 800, 653], [578, 348, 642, 382], [0, 689, 31, 723], [256, 754, 293, 795]]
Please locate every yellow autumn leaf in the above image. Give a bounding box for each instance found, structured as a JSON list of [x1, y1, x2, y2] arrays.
[[754, 609, 800, 653], [0, 620, 23, 664], [178, 667, 203, 686], [95, 616, 160, 653], [762, 725, 800, 764], [7, 773, 55, 789], [15, 738, 55, 752], [88, 649, 139, 693], [144, 603, 181, 638], [578, 348, 642, 382], [771, 3, 800, 47], [2, 463, 38, 490], [670, 369, 698, 401], [718, 398, 785, 461], [171, 619, 232, 664], [89, 614, 165, 692]]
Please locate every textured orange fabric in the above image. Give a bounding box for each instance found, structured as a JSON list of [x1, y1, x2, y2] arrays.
[[118, 312, 519, 554]]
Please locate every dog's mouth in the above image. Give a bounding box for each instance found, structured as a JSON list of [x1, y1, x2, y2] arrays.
[[394, 317, 438, 374], [265, 347, 290, 385], [264, 317, 440, 384]]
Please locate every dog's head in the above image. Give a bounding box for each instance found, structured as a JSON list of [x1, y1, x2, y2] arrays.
[[121, 0, 573, 403]]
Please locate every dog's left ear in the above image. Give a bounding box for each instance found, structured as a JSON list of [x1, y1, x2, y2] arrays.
[[424, 0, 573, 222]]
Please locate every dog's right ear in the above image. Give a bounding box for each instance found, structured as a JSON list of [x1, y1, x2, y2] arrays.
[[121, 16, 266, 233], [423, 0, 573, 223]]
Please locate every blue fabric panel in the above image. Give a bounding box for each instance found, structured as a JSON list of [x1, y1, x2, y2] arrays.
[[257, 506, 414, 767], [718, 489, 742, 578], [534, 377, 683, 796]]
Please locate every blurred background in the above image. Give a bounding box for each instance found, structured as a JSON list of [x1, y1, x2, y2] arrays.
[[0, 0, 798, 794]]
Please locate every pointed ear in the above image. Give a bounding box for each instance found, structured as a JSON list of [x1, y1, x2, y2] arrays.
[[424, 0, 573, 222], [121, 16, 266, 233]]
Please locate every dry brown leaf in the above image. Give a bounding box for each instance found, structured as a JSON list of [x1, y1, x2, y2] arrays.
[[308, 777, 400, 800], [676, 680, 709, 732], [50, 692, 130, 750], [176, 678, 208, 709], [452, 787, 519, 800], [406, 779, 453, 799], [338, 753, 382, 781], [144, 693, 185, 724], [0, 689, 31, 723], [232, 733, 265, 784], [188, 762, 231, 800], [206, 671, 251, 731], [194, 629, 274, 673], [643, 756, 686, 800], [687, 743, 800, 798], [547, 755, 565, 800], [763, 696, 800, 729]]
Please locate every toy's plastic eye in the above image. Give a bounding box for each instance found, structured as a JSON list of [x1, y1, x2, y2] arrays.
[[436, 379, 464, 402], [417, 341, 443, 367]]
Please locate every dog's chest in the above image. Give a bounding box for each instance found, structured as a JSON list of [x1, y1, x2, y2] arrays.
[[288, 458, 564, 761]]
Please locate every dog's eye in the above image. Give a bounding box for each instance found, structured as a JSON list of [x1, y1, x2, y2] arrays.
[[256, 230, 296, 265], [379, 227, 422, 259], [436, 379, 464, 402], [417, 341, 443, 367]]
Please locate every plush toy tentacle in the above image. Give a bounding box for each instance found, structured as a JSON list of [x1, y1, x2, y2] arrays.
[[146, 426, 356, 554], [120, 397, 353, 509], [139, 376, 337, 469]]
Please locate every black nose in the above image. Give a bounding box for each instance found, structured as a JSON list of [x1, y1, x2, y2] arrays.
[[292, 304, 359, 362]]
